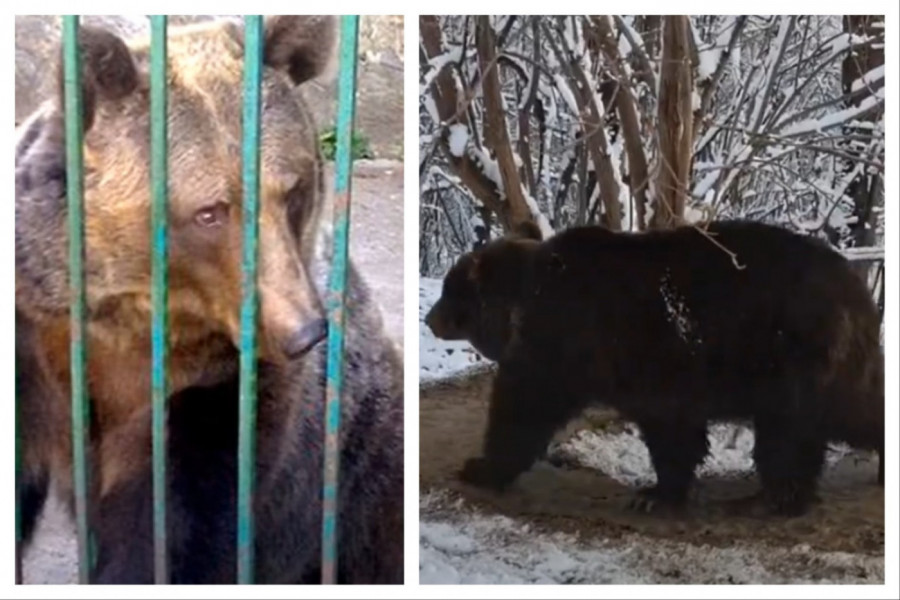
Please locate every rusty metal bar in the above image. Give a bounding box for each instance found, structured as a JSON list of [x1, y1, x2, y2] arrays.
[[321, 14, 360, 585]]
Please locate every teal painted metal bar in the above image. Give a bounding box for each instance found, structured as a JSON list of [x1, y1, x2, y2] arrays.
[[237, 14, 264, 585], [62, 15, 93, 585], [149, 15, 170, 585], [321, 15, 360, 586]]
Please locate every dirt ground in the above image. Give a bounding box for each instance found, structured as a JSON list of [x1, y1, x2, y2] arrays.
[[419, 370, 885, 566], [22, 160, 404, 584]]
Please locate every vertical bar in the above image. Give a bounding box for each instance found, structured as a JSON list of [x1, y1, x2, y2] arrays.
[[62, 15, 92, 585], [149, 15, 169, 585], [237, 14, 264, 585], [321, 15, 360, 586]]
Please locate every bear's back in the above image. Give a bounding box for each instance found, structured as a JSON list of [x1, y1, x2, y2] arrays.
[[534, 220, 856, 304], [519, 220, 878, 391]]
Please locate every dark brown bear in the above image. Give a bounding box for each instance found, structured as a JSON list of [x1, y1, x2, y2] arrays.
[[426, 221, 883, 517], [16, 17, 402, 583]]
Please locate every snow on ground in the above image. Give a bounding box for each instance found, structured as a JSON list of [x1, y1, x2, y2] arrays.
[[420, 493, 882, 584], [420, 424, 864, 584], [555, 423, 854, 489], [420, 278, 490, 383]]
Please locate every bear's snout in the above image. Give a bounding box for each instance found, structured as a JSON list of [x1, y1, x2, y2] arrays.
[[426, 300, 464, 340], [284, 317, 328, 358], [424, 304, 444, 337]]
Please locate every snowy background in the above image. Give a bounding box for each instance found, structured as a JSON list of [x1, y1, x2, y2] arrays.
[[419, 15, 884, 294]]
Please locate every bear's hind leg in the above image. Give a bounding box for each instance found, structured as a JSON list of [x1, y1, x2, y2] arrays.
[[632, 416, 708, 512], [753, 414, 826, 517], [460, 361, 584, 492]]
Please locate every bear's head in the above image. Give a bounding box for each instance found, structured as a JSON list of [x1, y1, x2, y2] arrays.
[[425, 221, 542, 361], [16, 17, 338, 386]]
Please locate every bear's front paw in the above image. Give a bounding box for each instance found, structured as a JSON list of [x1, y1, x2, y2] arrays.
[[458, 457, 507, 492]]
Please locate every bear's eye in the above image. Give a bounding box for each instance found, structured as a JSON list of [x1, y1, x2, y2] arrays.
[[194, 203, 229, 228]]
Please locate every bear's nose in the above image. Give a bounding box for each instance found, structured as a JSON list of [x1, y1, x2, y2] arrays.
[[284, 318, 328, 358], [424, 307, 439, 334]]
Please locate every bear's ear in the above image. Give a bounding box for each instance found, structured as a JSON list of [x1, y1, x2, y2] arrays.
[[55, 26, 138, 132], [263, 16, 338, 85], [510, 220, 543, 242]]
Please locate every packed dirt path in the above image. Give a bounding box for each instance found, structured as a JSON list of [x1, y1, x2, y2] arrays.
[[22, 161, 404, 584], [420, 369, 885, 563]]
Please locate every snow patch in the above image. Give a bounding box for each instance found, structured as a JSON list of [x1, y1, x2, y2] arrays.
[[828, 32, 873, 56], [421, 46, 463, 97], [851, 65, 885, 93], [659, 270, 700, 346], [692, 167, 720, 199], [556, 422, 856, 489], [553, 74, 580, 116], [521, 190, 555, 239], [470, 147, 504, 195], [697, 47, 718, 83], [447, 124, 469, 157], [557, 423, 757, 487]]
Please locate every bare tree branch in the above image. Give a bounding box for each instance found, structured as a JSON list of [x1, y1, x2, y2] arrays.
[[614, 15, 658, 95], [695, 16, 747, 139], [542, 18, 622, 229], [593, 15, 651, 230]]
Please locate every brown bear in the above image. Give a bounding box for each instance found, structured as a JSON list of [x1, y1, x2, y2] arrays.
[[16, 16, 403, 583], [425, 220, 883, 517]]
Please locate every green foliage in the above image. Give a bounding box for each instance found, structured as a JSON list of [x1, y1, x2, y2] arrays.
[[319, 126, 374, 161]]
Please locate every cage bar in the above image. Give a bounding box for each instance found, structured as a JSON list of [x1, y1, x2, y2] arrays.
[[321, 14, 360, 586], [62, 15, 93, 585], [149, 14, 170, 585], [236, 14, 264, 585]]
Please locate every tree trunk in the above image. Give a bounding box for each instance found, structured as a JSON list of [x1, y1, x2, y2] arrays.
[[475, 16, 534, 231], [651, 15, 693, 229]]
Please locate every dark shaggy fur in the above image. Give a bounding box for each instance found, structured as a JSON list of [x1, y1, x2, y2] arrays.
[[426, 221, 883, 516]]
